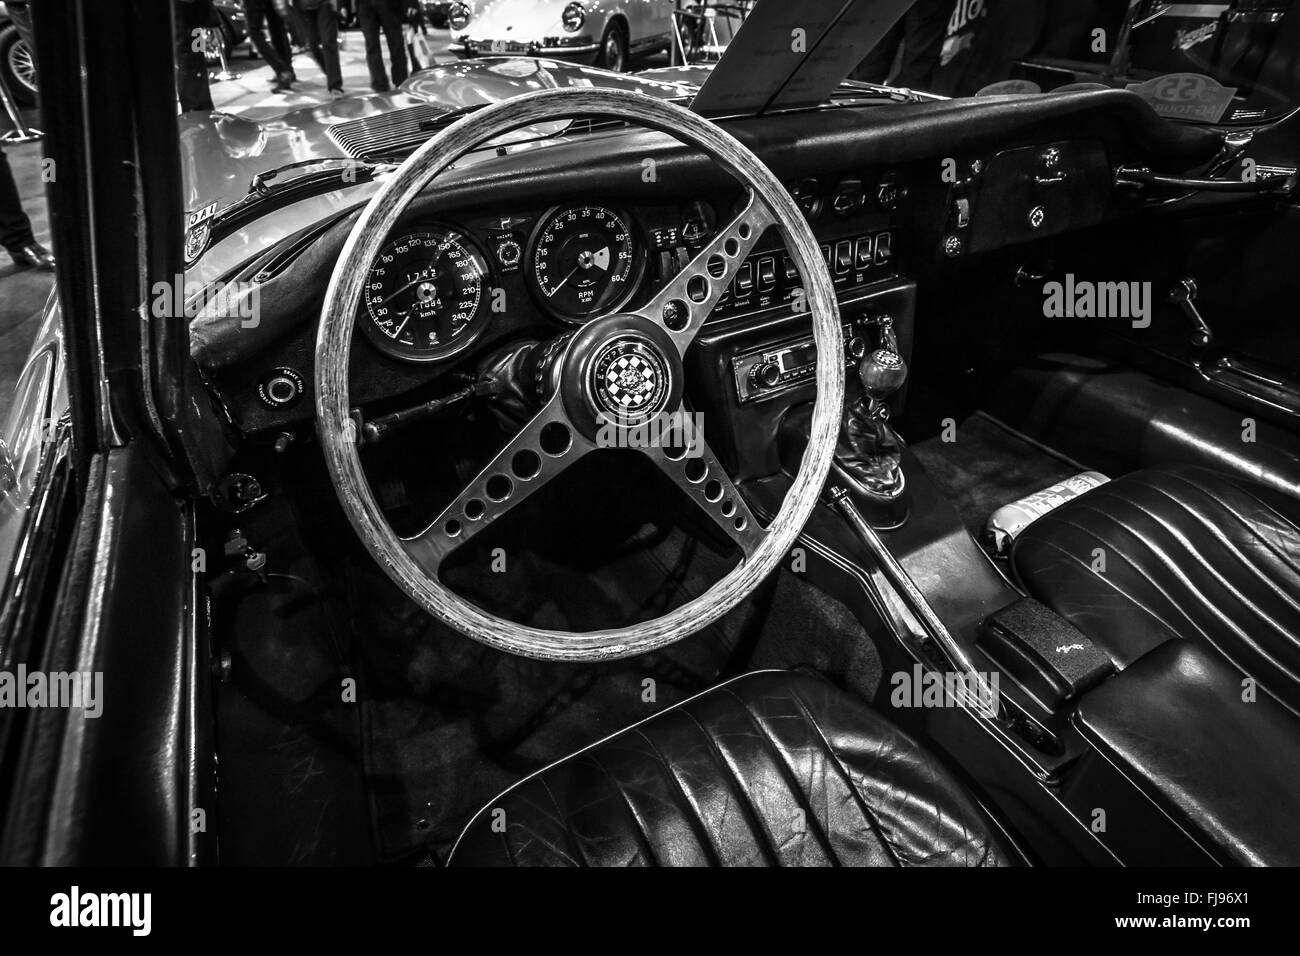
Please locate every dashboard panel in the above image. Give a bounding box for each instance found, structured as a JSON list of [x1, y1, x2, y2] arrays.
[[190, 88, 1222, 444], [348, 170, 905, 369]]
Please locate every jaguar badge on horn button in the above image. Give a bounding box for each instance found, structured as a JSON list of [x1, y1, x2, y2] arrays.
[[590, 336, 672, 426]]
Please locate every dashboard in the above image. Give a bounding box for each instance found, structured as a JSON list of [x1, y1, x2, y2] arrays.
[[189, 88, 1223, 448], [354, 180, 900, 365], [206, 174, 907, 436]]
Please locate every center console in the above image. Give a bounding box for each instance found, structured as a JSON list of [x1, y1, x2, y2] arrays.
[[689, 278, 917, 482]]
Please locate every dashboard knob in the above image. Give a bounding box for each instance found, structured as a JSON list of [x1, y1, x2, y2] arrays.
[[751, 362, 782, 389], [496, 239, 521, 268]]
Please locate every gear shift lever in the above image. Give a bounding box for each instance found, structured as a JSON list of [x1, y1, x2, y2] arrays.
[[860, 348, 908, 410], [834, 344, 909, 526], [775, 320, 911, 528]]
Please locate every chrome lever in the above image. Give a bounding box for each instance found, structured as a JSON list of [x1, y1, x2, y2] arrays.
[[1169, 278, 1214, 349]]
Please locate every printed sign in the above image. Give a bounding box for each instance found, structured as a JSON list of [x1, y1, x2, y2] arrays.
[[1125, 72, 1237, 123], [976, 79, 1042, 96]]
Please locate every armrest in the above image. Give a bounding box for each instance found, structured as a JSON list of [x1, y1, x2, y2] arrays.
[[1074, 641, 1300, 866]]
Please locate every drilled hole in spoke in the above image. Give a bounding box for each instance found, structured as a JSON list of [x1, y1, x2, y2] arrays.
[[445, 519, 462, 537], [512, 449, 541, 479], [684, 458, 707, 483], [539, 422, 572, 456], [734, 515, 748, 531], [721, 499, 736, 517], [486, 474, 513, 502], [686, 275, 709, 304], [738, 222, 752, 240], [707, 254, 726, 278], [662, 299, 689, 332], [662, 424, 689, 461], [704, 479, 723, 503], [465, 499, 486, 521], [724, 237, 740, 257]]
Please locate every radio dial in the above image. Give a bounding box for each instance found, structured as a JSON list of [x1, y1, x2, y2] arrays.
[[752, 362, 782, 388]]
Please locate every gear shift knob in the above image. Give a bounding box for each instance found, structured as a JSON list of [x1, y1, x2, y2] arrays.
[[858, 348, 908, 403]]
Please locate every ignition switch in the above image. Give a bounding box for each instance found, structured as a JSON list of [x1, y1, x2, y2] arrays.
[[212, 473, 269, 514]]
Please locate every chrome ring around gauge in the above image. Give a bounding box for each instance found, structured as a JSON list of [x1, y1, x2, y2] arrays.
[[527, 203, 643, 322], [360, 226, 491, 362]]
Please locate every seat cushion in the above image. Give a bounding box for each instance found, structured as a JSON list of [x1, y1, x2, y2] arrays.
[[1012, 463, 1300, 711], [447, 670, 1019, 867]]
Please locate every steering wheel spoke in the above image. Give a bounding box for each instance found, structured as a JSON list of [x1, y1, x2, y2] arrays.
[[635, 191, 777, 355], [639, 432, 765, 559], [403, 396, 593, 569]]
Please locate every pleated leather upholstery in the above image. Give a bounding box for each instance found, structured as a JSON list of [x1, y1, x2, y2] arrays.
[[1012, 464, 1300, 712], [447, 671, 1019, 867]]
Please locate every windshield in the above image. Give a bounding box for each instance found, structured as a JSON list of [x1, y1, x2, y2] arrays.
[[67, 1, 1300, 294], [854, 0, 1300, 123]]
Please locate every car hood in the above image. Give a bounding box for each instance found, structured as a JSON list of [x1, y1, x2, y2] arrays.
[[181, 57, 696, 282], [459, 0, 567, 39]]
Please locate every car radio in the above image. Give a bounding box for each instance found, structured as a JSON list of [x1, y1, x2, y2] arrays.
[[732, 315, 875, 404]]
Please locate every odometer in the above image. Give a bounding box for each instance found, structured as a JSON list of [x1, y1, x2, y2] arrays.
[[361, 227, 490, 362], [528, 204, 642, 322]]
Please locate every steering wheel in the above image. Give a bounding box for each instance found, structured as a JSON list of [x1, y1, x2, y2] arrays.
[[316, 88, 843, 662]]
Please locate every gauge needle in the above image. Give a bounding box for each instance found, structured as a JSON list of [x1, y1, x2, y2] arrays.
[[548, 266, 580, 298], [379, 275, 430, 307], [392, 314, 411, 337]]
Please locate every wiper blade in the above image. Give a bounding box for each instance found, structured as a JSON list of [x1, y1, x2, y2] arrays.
[[245, 157, 393, 198], [417, 103, 489, 133]]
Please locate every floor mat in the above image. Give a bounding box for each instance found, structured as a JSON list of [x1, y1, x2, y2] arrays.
[[910, 411, 1085, 535], [341, 520, 878, 862], [267, 442, 883, 862]]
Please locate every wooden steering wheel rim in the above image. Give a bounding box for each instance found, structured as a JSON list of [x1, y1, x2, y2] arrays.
[[316, 87, 844, 661]]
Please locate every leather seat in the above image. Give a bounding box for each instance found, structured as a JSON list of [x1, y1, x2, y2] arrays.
[[1012, 463, 1300, 712], [447, 670, 1019, 866]]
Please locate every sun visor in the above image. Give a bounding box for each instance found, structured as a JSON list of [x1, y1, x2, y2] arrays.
[[691, 0, 915, 117]]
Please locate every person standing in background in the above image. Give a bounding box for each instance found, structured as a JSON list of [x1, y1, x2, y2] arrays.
[[851, 0, 952, 92], [293, 0, 344, 96], [0, 1, 53, 270], [356, 0, 408, 92], [173, 0, 216, 112], [0, 149, 53, 271], [243, 0, 297, 92]]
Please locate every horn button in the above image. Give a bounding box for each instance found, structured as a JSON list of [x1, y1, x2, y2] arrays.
[[559, 314, 685, 439]]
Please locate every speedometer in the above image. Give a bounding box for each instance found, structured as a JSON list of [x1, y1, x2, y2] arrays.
[[528, 204, 642, 322], [361, 227, 490, 362]]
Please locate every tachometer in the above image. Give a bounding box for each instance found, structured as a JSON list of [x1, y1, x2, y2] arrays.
[[362, 227, 490, 362], [528, 204, 642, 322]]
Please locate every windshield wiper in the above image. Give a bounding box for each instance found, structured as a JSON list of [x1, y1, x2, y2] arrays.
[[417, 103, 489, 133], [246, 157, 393, 197]]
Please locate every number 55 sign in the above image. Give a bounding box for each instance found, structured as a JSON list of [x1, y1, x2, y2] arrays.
[[1126, 72, 1237, 123]]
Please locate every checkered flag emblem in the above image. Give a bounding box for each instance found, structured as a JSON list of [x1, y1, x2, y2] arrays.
[[605, 355, 657, 408]]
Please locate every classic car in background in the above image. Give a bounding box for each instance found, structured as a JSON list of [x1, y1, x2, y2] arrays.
[[205, 0, 251, 66], [449, 0, 675, 71], [425, 0, 479, 29], [670, 0, 752, 64], [0, 2, 35, 106]]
